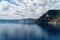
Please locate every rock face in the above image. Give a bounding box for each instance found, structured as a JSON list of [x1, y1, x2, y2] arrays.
[[36, 10, 60, 24]]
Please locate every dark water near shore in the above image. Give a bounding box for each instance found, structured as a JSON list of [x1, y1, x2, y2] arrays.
[[0, 21, 60, 40]]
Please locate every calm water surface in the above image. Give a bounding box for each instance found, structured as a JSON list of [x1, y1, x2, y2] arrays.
[[0, 23, 60, 40]]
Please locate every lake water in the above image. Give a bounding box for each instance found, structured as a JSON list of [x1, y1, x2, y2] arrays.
[[0, 23, 60, 40]]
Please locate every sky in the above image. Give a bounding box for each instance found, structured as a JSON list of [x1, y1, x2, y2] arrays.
[[0, 0, 60, 20]]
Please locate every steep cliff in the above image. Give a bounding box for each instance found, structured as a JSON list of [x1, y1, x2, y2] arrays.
[[36, 10, 60, 24]]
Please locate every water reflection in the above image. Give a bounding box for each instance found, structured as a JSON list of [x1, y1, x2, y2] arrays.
[[37, 23, 60, 34], [0, 23, 60, 40], [37, 23, 60, 40]]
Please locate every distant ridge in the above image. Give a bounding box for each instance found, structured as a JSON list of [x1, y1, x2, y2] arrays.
[[0, 18, 35, 24]]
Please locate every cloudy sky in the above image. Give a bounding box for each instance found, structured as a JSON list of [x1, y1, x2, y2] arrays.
[[0, 0, 60, 19]]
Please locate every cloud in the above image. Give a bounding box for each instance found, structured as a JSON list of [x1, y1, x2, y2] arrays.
[[0, 0, 60, 19]]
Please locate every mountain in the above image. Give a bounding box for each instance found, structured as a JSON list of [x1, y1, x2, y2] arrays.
[[19, 18, 35, 24], [0, 18, 35, 24], [36, 10, 60, 24]]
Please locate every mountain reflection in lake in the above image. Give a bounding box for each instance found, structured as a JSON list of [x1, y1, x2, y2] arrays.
[[0, 23, 60, 40]]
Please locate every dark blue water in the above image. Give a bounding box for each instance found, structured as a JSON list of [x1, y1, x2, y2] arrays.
[[0, 21, 60, 40]]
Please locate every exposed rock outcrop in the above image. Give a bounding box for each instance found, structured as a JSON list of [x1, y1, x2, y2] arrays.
[[36, 10, 60, 24]]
